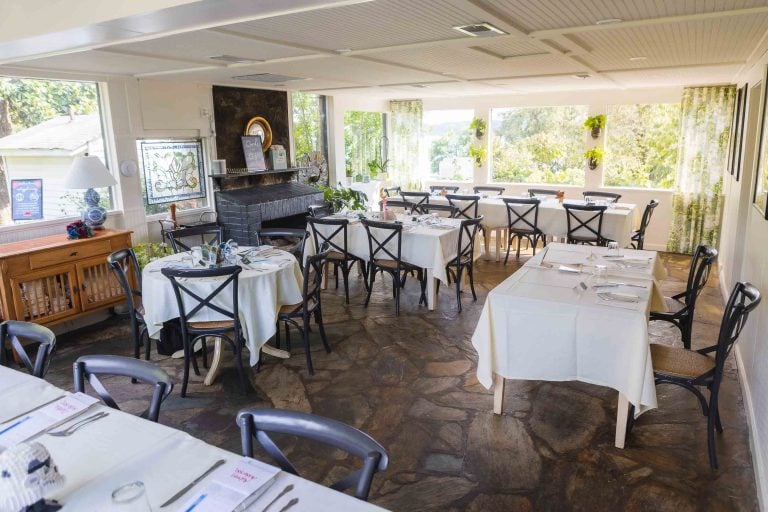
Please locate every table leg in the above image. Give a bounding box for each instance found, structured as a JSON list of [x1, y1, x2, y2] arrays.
[[483, 229, 491, 261], [203, 338, 222, 386], [493, 373, 505, 415], [615, 392, 630, 449], [322, 262, 329, 290], [426, 269, 437, 311], [496, 229, 502, 262]]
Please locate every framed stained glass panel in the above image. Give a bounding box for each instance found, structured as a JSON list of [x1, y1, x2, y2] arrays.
[[139, 139, 206, 205]]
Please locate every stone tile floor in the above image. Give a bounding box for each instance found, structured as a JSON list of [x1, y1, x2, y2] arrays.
[[44, 250, 758, 511]]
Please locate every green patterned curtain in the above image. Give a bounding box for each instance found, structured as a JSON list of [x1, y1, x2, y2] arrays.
[[390, 100, 422, 187], [667, 86, 736, 254]]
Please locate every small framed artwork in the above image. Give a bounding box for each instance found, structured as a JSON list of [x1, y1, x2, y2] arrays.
[[242, 135, 267, 171], [138, 139, 207, 205], [754, 67, 768, 217], [727, 86, 743, 177], [11, 179, 43, 221], [732, 84, 748, 181]]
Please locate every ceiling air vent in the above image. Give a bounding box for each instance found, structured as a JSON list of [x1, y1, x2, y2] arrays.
[[231, 73, 304, 83], [453, 22, 506, 37], [209, 55, 254, 63]]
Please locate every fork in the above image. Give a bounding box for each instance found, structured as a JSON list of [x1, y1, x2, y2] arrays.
[[47, 412, 109, 437]]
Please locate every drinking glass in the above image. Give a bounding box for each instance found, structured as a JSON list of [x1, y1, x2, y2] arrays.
[[191, 246, 203, 266], [111, 481, 151, 511], [607, 241, 620, 257], [594, 265, 607, 284], [227, 241, 239, 265]]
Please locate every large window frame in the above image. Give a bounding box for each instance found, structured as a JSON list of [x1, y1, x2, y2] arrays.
[[422, 109, 474, 183]]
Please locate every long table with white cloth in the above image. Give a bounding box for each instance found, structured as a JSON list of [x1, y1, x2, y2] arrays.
[[0, 365, 388, 511], [471, 243, 667, 449]]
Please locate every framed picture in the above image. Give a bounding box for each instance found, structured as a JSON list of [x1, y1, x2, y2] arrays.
[[732, 84, 748, 181], [727, 86, 743, 177], [242, 135, 267, 171], [11, 179, 43, 221], [138, 139, 206, 205], [754, 67, 768, 217]]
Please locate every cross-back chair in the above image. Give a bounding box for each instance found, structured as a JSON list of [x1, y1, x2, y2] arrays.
[[563, 203, 608, 246], [166, 225, 223, 253], [473, 186, 505, 196], [0, 320, 56, 378], [307, 217, 367, 304], [237, 408, 389, 501], [161, 265, 247, 397], [583, 191, 622, 203], [255, 228, 306, 262], [400, 191, 430, 209], [308, 202, 334, 218], [503, 198, 546, 262], [440, 216, 483, 312], [380, 199, 416, 215], [383, 186, 401, 197], [631, 199, 660, 250], [421, 203, 458, 218], [528, 188, 558, 199], [429, 185, 460, 194], [107, 248, 151, 361], [446, 194, 480, 220], [650, 245, 718, 350], [73, 354, 173, 422]]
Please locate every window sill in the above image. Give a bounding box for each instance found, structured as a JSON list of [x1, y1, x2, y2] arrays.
[[600, 185, 675, 193], [0, 212, 122, 235], [489, 182, 585, 188], [145, 208, 214, 223]]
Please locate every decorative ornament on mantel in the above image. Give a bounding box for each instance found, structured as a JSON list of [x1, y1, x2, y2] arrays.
[[62, 154, 117, 230], [243, 116, 273, 152]]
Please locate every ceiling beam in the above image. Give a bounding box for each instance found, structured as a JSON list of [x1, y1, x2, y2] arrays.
[[94, 47, 229, 68], [132, 53, 330, 78]]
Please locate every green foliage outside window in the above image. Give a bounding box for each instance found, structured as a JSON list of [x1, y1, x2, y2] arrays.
[[0, 77, 98, 129], [292, 91, 324, 161], [344, 111, 384, 180], [491, 106, 587, 185], [603, 103, 681, 189]]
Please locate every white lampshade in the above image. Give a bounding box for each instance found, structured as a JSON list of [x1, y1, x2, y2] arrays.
[[63, 155, 117, 189]]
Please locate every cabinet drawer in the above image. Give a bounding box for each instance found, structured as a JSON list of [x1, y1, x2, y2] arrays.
[[28, 239, 112, 269]]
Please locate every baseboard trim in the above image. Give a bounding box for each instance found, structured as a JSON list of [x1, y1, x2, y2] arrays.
[[734, 344, 767, 511]]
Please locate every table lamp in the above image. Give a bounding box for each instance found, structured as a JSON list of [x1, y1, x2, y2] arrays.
[[63, 155, 117, 229]]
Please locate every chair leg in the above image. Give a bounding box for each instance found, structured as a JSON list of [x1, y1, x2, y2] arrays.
[[142, 329, 151, 360], [419, 270, 427, 306], [504, 235, 512, 265], [334, 263, 339, 289], [181, 341, 191, 398], [234, 336, 248, 392], [468, 264, 477, 301], [707, 406, 718, 470], [301, 317, 314, 375], [455, 266, 463, 313], [681, 315, 693, 350], [274, 320, 281, 349], [394, 275, 401, 316], [516, 235, 522, 259], [285, 322, 292, 352], [341, 265, 351, 304], [625, 403, 636, 436], [315, 309, 331, 353], [364, 266, 376, 307]]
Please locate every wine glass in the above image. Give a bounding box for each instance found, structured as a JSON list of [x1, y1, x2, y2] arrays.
[[111, 481, 151, 511]]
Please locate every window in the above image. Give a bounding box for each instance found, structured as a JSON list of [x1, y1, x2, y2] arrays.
[[344, 111, 385, 182], [604, 103, 681, 189], [0, 76, 114, 225], [422, 109, 474, 181], [491, 105, 587, 185], [291, 92, 329, 186]]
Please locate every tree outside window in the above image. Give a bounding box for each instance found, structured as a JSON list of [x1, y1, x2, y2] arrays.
[[344, 111, 384, 182], [491, 106, 587, 185], [423, 109, 473, 182], [603, 103, 681, 189], [292, 91, 329, 187]]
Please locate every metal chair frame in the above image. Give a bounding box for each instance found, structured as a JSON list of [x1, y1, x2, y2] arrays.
[[107, 248, 150, 361], [0, 320, 56, 378], [631, 199, 660, 250], [503, 198, 546, 262], [166, 225, 223, 253], [255, 228, 307, 262], [429, 185, 460, 193], [441, 217, 483, 313], [528, 188, 558, 199], [308, 202, 334, 218], [446, 194, 480, 220], [307, 217, 367, 304], [473, 186, 505, 195], [421, 204, 458, 217], [583, 191, 622, 203], [563, 203, 608, 246], [400, 192, 430, 209], [383, 186, 401, 197]]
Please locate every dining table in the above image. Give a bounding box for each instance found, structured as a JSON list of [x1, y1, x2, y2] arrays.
[[142, 246, 303, 385], [0, 366, 388, 511], [304, 212, 473, 311], [471, 242, 668, 449]]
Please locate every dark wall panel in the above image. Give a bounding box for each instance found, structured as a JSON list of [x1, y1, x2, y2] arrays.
[[212, 86, 290, 169]]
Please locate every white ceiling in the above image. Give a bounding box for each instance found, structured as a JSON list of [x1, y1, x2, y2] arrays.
[[2, 0, 768, 99]]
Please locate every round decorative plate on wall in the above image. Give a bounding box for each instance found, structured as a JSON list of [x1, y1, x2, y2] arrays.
[[119, 160, 138, 177], [244, 116, 273, 152]]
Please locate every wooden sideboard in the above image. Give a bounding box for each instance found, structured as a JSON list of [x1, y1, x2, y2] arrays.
[[0, 229, 132, 326]]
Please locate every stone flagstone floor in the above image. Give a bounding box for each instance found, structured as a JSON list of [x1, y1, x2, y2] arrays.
[[43, 250, 758, 511]]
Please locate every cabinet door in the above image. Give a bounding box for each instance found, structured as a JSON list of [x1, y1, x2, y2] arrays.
[[75, 256, 126, 312], [10, 265, 80, 323]]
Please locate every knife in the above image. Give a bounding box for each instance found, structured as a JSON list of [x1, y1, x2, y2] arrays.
[[160, 459, 226, 508]]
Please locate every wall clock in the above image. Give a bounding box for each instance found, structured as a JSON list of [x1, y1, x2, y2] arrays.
[[244, 116, 273, 152]]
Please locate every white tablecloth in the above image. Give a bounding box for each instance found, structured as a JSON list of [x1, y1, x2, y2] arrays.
[[142, 247, 303, 366], [413, 195, 637, 247], [0, 367, 388, 511], [471, 243, 666, 412]]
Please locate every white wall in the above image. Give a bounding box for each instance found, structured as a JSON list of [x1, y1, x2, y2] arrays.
[[721, 50, 768, 511]]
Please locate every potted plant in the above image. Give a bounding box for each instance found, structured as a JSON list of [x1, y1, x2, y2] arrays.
[[353, 173, 363, 183], [584, 147, 604, 170], [584, 114, 606, 139], [319, 183, 368, 211], [134, 242, 173, 270], [367, 157, 389, 180], [469, 145, 487, 166], [470, 117, 487, 139]]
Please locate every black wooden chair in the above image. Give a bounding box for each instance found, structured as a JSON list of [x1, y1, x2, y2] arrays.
[[628, 282, 761, 469], [158, 219, 177, 245], [307, 217, 367, 304], [583, 191, 622, 203], [256, 228, 307, 262], [429, 185, 460, 194], [528, 188, 558, 199], [383, 186, 401, 197], [401, 191, 430, 210], [237, 408, 388, 501], [563, 203, 608, 246], [473, 186, 505, 196], [503, 198, 546, 262], [440, 217, 483, 313], [107, 248, 151, 361], [0, 320, 56, 378], [361, 219, 426, 316], [631, 199, 660, 250], [650, 245, 718, 350], [274, 252, 331, 375], [380, 199, 416, 214], [166, 225, 223, 253], [308, 202, 334, 218], [161, 265, 247, 397], [74, 354, 173, 422], [421, 203, 458, 217], [446, 194, 480, 220]]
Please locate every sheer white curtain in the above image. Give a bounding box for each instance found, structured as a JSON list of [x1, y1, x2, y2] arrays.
[[389, 100, 422, 188]]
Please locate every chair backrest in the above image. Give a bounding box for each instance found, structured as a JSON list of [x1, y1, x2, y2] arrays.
[[429, 185, 460, 193], [161, 265, 242, 333], [683, 245, 718, 307], [422, 203, 458, 218], [503, 198, 540, 233], [473, 186, 505, 195], [73, 354, 173, 422], [255, 228, 307, 262], [637, 199, 660, 239], [400, 191, 430, 207], [237, 408, 388, 501], [380, 199, 415, 214], [456, 217, 484, 263], [361, 219, 404, 270], [107, 248, 142, 317], [583, 191, 622, 203], [301, 251, 327, 308], [446, 194, 480, 220], [711, 282, 761, 384], [563, 203, 607, 242], [384, 186, 401, 197], [528, 188, 558, 198], [307, 217, 350, 258], [0, 320, 56, 378], [308, 202, 334, 218], [158, 219, 178, 245], [167, 225, 223, 253]]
